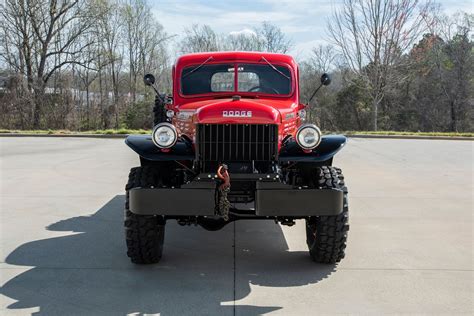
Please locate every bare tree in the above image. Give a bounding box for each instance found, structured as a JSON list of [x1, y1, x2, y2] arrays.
[[180, 24, 220, 54], [310, 44, 337, 73], [94, 0, 124, 127], [255, 21, 292, 53], [328, 0, 434, 130], [0, 0, 95, 128], [224, 31, 264, 51], [424, 12, 474, 131], [222, 22, 292, 53], [123, 0, 145, 103], [123, 0, 170, 103], [181, 22, 291, 54]]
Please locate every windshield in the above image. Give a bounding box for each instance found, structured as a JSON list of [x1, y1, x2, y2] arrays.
[[181, 63, 292, 96]]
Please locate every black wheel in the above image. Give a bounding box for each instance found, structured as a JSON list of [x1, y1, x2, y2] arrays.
[[306, 166, 349, 264], [125, 166, 165, 264], [153, 95, 167, 125]]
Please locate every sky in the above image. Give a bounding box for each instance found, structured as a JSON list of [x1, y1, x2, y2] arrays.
[[151, 0, 473, 60]]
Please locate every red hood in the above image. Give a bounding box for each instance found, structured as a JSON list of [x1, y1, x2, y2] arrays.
[[177, 98, 298, 124]]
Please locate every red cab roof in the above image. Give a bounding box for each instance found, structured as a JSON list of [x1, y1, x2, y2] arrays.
[[175, 51, 297, 68]]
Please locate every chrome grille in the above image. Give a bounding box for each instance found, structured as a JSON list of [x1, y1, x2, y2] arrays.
[[196, 124, 278, 163]]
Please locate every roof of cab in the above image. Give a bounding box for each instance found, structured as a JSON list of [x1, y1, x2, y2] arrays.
[[175, 51, 297, 68]]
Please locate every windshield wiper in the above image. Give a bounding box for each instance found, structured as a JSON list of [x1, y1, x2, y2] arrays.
[[212, 94, 258, 99], [260, 56, 290, 80], [182, 56, 214, 78]]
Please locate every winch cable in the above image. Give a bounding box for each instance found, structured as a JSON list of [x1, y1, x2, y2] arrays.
[[216, 164, 231, 221]]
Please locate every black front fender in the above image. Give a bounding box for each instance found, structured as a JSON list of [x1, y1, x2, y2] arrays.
[[279, 135, 347, 162], [125, 135, 194, 161]]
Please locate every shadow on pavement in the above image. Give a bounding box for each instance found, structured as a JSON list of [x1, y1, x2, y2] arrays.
[[2, 195, 335, 315]]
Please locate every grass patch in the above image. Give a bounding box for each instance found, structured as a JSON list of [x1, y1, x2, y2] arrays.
[[0, 129, 472, 137], [0, 129, 150, 135], [340, 131, 474, 137], [82, 129, 150, 135]]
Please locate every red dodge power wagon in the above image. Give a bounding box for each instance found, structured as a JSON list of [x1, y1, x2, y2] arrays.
[[125, 51, 349, 264]]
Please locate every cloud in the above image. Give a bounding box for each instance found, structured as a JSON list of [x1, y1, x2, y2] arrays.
[[441, 0, 474, 15], [229, 29, 257, 37]]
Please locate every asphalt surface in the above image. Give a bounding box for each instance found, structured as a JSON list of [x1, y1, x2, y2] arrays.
[[0, 137, 472, 315]]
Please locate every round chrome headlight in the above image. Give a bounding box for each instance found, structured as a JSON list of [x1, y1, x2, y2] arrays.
[[152, 122, 177, 149], [296, 124, 321, 150]]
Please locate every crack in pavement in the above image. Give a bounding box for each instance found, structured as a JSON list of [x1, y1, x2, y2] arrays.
[[233, 220, 236, 316]]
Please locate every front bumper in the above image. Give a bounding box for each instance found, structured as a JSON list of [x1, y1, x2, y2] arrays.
[[128, 176, 344, 217], [255, 182, 344, 216]]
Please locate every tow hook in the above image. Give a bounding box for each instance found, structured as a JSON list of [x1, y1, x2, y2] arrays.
[[216, 164, 231, 221]]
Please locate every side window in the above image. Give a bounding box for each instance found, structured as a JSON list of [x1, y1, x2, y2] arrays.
[[211, 72, 235, 92]]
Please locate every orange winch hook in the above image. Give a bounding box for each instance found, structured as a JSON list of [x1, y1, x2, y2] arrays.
[[217, 164, 230, 190]]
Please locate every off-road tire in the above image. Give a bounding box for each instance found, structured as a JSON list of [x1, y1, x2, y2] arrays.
[[306, 166, 349, 264], [153, 95, 167, 126], [125, 166, 165, 264]]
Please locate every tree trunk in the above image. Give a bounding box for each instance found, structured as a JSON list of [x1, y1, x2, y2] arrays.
[[32, 86, 44, 129], [86, 79, 90, 130], [373, 99, 378, 131], [353, 103, 363, 131], [450, 100, 456, 132], [112, 65, 119, 129]]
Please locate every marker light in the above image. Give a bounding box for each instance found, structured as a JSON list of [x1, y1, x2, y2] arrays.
[[298, 109, 307, 121]]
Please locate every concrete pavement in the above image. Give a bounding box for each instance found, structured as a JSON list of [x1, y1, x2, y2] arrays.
[[0, 137, 472, 315]]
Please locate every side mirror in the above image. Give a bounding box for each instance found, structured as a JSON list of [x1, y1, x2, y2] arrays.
[[307, 73, 332, 104], [321, 73, 331, 86], [144, 73, 156, 86]]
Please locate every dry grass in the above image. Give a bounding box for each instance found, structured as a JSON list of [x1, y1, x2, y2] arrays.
[[0, 129, 472, 137], [0, 129, 150, 135], [340, 131, 473, 137]]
